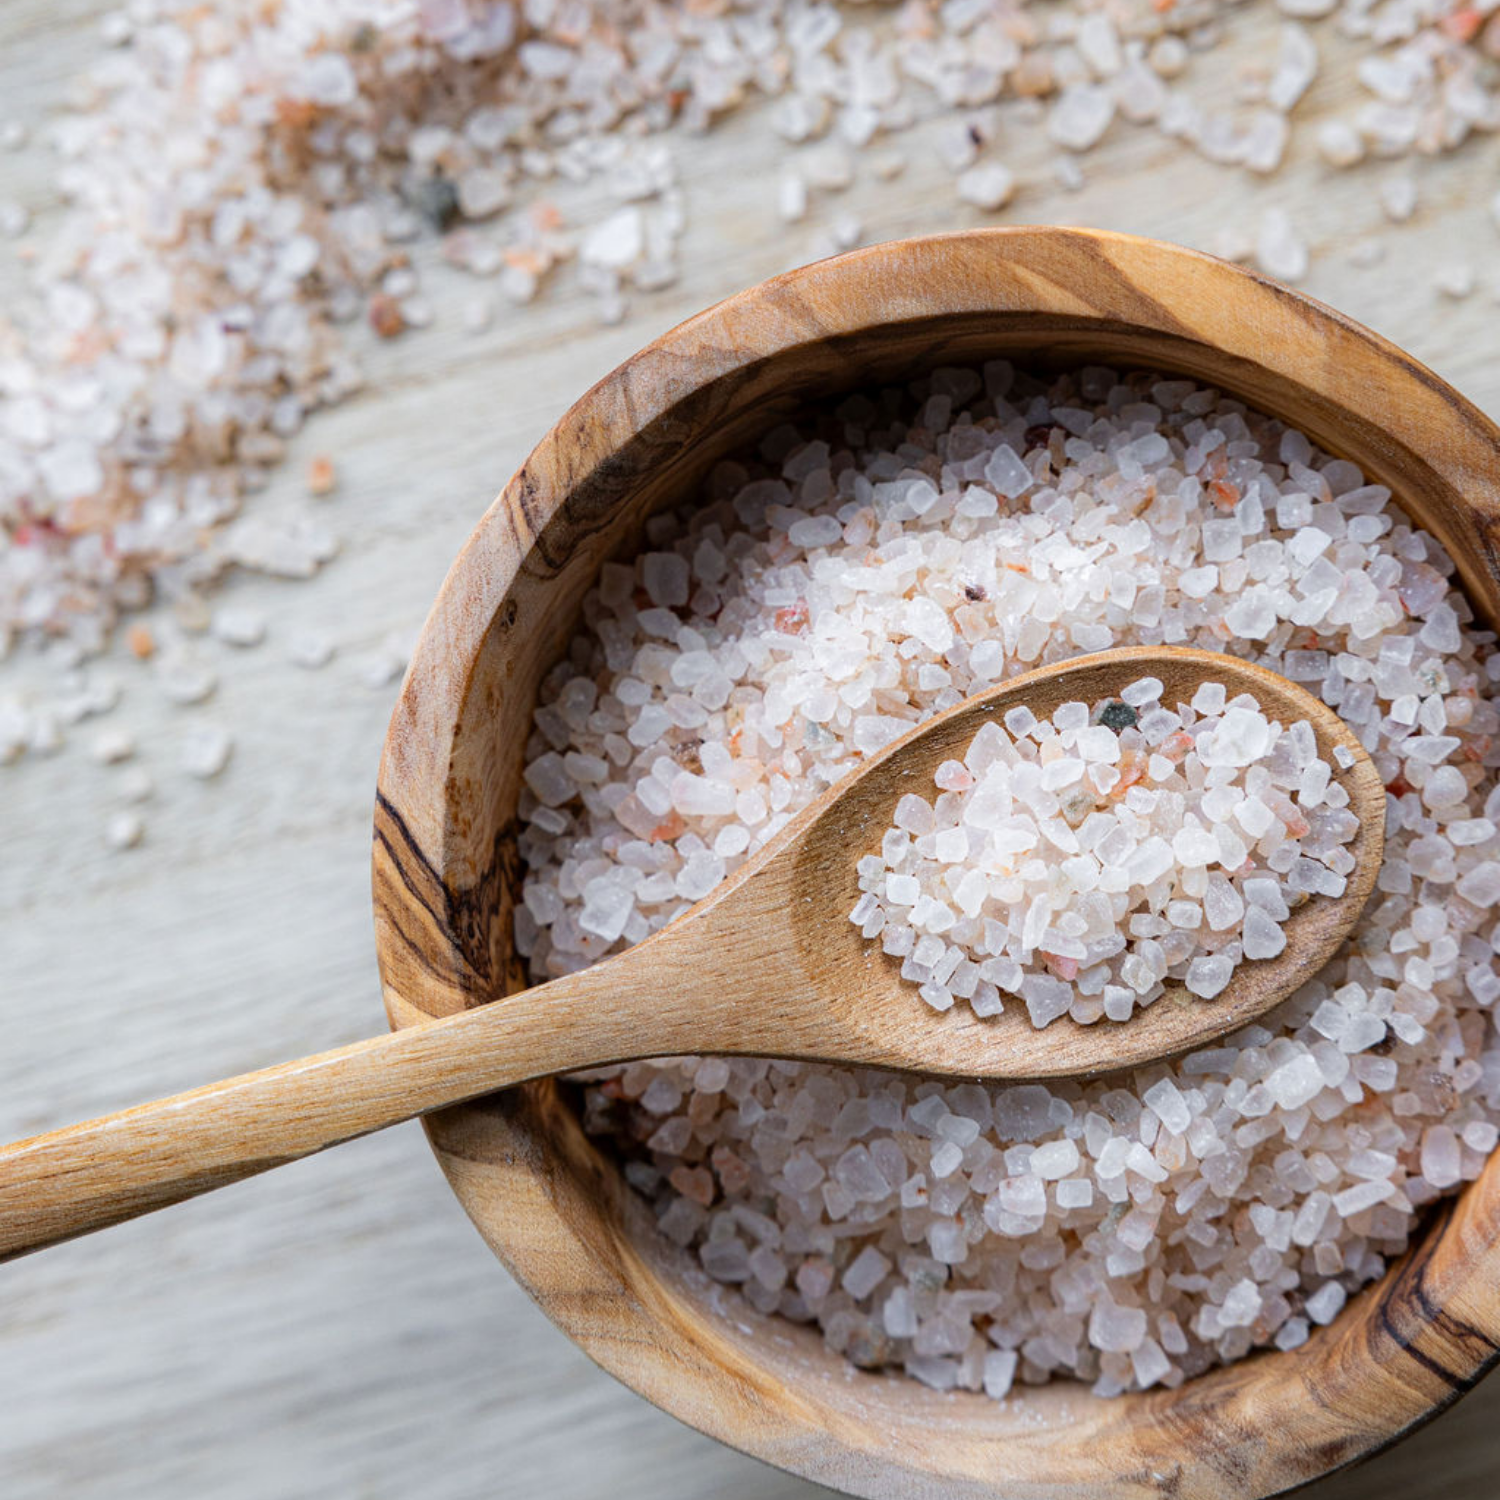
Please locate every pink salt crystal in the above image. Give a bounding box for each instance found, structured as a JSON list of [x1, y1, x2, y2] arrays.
[[712, 1148, 752, 1197], [1041, 952, 1080, 982], [935, 760, 974, 792]]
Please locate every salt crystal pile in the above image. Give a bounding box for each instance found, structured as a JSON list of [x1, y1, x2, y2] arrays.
[[519, 361, 1500, 1399], [852, 685, 1355, 1025], [5, 0, 1500, 717]]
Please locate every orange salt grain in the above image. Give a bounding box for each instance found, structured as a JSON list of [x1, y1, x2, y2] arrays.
[[649, 811, 687, 843], [1441, 6, 1482, 41], [274, 97, 318, 130], [367, 292, 405, 338], [1108, 748, 1146, 799], [774, 602, 809, 634], [306, 455, 337, 496]]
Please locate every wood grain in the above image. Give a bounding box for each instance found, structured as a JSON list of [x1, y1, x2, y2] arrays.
[[374, 227, 1500, 1500]]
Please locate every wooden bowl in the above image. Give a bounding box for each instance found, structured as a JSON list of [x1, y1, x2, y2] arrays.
[[373, 228, 1500, 1498]]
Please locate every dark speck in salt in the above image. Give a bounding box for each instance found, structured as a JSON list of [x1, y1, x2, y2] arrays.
[[964, 583, 987, 602], [670, 737, 704, 772], [412, 172, 461, 230], [1098, 700, 1138, 731]]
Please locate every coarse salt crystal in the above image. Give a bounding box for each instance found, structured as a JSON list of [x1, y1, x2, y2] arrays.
[[180, 726, 233, 780], [104, 810, 144, 851], [957, 164, 1015, 212]]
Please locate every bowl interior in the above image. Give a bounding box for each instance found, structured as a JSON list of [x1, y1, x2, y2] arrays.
[[374, 230, 1500, 1499]]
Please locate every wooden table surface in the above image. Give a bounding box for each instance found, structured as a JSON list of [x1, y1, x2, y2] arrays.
[[5, 3, 1500, 1495]]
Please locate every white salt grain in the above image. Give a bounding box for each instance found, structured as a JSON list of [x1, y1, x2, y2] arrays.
[[211, 606, 267, 648], [1048, 85, 1115, 152], [957, 164, 1015, 212], [1031, 1140, 1081, 1180], [1242, 906, 1287, 960], [1435, 264, 1475, 301], [180, 726, 233, 780], [289, 631, 336, 670], [1090, 1298, 1147, 1353], [104, 811, 143, 851], [1381, 175, 1418, 223], [118, 766, 154, 804], [1256, 209, 1308, 283], [90, 729, 135, 765], [1186, 955, 1233, 999], [1304, 1282, 1347, 1324], [1143, 1079, 1192, 1137], [982, 1348, 1018, 1399]]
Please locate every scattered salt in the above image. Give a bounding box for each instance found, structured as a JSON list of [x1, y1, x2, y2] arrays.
[[0, 0, 1494, 826], [104, 810, 144, 851]]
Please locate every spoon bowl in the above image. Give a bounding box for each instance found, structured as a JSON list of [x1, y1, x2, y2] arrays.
[[775, 644, 1385, 1080]]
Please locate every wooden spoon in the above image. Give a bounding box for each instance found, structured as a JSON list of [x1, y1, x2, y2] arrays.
[[0, 646, 1383, 1260]]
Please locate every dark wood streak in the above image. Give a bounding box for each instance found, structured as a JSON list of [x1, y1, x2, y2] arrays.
[[373, 791, 527, 1013], [1036, 233, 1205, 340], [373, 794, 450, 939], [442, 820, 524, 1006], [373, 795, 480, 1016], [1373, 1200, 1500, 1394]]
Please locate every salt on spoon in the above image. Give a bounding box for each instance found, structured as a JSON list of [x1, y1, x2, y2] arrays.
[[855, 675, 1361, 1027], [0, 646, 1382, 1261]]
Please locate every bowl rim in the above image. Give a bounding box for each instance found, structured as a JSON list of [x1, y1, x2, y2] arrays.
[[373, 226, 1500, 1499]]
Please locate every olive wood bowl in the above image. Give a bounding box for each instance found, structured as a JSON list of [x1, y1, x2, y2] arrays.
[[372, 227, 1500, 1499]]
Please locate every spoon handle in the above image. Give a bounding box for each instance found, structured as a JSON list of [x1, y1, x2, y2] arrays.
[[0, 942, 699, 1261]]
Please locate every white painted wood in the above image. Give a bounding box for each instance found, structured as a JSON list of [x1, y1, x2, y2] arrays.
[[3, 2, 1500, 1494]]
